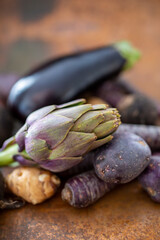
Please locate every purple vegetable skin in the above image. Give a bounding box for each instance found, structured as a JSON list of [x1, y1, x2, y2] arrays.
[[61, 170, 116, 208], [118, 123, 160, 150], [95, 79, 158, 125], [58, 151, 94, 179], [95, 78, 137, 106], [94, 132, 151, 184], [8, 42, 140, 121], [8, 45, 125, 121], [139, 155, 160, 203]]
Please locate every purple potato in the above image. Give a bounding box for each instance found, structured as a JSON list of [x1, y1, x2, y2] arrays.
[[95, 78, 137, 107], [139, 155, 160, 203], [61, 170, 116, 208], [95, 79, 158, 125], [117, 123, 160, 150], [118, 93, 158, 125], [94, 132, 151, 184]]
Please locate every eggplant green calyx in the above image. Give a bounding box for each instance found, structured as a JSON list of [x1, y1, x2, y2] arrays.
[[114, 41, 141, 70]]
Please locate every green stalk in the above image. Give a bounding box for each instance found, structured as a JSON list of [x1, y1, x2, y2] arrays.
[[114, 41, 141, 70], [0, 144, 19, 166]]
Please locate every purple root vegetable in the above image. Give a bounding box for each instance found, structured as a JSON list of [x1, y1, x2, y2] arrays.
[[61, 170, 116, 208], [94, 132, 151, 184], [95, 79, 158, 125], [118, 94, 158, 125], [117, 123, 160, 150], [58, 152, 94, 179], [95, 78, 137, 106], [139, 155, 160, 203]]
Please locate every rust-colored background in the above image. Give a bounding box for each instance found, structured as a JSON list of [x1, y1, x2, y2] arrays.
[[0, 0, 160, 239]]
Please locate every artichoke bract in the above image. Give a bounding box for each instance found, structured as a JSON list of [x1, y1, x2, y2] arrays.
[[0, 99, 121, 172]]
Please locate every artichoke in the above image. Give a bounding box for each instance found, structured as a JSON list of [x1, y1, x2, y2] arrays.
[[0, 99, 121, 172]]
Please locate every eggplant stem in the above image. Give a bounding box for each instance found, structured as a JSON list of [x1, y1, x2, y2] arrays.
[[114, 41, 141, 70]]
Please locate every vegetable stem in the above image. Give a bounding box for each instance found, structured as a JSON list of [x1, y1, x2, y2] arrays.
[[114, 41, 141, 70], [0, 144, 19, 166]]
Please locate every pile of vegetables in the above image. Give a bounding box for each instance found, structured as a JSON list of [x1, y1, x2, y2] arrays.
[[0, 40, 160, 209]]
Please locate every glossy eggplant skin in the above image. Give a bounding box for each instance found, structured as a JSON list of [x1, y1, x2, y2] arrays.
[[8, 46, 125, 121]]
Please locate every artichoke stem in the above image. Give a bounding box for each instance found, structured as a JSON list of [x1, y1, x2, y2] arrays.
[[0, 144, 19, 166]]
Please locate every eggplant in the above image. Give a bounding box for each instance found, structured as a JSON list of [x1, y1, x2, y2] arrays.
[[8, 41, 140, 121]]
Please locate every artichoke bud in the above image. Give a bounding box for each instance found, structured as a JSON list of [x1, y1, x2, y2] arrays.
[[1, 99, 121, 172]]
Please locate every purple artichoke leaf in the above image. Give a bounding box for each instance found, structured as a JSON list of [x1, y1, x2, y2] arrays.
[[89, 135, 113, 151], [49, 131, 96, 159], [15, 123, 28, 151], [53, 104, 92, 122], [91, 104, 108, 110], [58, 99, 86, 109], [0, 136, 15, 151], [26, 105, 57, 126], [71, 111, 104, 133], [39, 156, 83, 172], [26, 114, 74, 151], [25, 138, 50, 162], [13, 154, 36, 166]]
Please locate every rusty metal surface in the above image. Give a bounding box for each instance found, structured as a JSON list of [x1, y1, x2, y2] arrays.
[[1, 181, 160, 240], [0, 0, 160, 239]]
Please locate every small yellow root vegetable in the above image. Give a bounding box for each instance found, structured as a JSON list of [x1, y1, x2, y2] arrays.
[[6, 167, 61, 205]]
